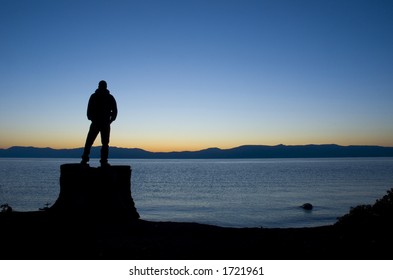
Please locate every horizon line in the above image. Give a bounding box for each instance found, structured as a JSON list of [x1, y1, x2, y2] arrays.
[[2, 143, 393, 153]]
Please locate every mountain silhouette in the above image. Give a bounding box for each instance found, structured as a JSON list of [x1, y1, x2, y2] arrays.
[[1, 144, 393, 159]]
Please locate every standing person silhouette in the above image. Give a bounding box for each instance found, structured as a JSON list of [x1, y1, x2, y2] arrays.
[[81, 80, 117, 166]]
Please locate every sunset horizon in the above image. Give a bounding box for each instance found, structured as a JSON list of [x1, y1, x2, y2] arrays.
[[1, 0, 393, 156], [2, 141, 393, 154]]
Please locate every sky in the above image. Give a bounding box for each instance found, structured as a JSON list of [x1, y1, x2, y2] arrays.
[[1, 0, 393, 152]]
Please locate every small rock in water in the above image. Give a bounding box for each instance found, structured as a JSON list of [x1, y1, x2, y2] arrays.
[[301, 203, 313, 210]]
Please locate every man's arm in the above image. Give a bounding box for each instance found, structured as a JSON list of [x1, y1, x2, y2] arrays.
[[86, 95, 94, 121], [110, 96, 118, 123]]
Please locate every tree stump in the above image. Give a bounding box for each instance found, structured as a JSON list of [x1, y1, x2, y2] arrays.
[[51, 164, 139, 220]]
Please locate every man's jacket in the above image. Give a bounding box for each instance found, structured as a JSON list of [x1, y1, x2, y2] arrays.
[[87, 89, 117, 124]]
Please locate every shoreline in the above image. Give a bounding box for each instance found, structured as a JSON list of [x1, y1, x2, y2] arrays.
[[1, 175, 393, 260], [0, 208, 392, 260]]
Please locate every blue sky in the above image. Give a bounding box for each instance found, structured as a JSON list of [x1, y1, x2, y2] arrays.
[[1, 0, 393, 151]]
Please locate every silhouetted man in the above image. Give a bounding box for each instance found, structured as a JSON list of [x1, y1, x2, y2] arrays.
[[81, 80, 117, 166]]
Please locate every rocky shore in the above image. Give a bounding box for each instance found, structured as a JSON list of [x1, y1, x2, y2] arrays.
[[1, 189, 393, 260], [1, 163, 392, 260]]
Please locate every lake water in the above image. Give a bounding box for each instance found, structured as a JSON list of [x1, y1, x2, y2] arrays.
[[1, 157, 393, 228]]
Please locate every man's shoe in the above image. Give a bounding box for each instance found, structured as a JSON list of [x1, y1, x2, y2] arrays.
[[100, 162, 111, 168]]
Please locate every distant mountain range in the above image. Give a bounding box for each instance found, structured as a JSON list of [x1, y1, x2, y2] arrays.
[[1, 144, 393, 159]]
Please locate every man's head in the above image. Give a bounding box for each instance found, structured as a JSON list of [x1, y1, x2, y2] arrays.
[[98, 80, 107, 90]]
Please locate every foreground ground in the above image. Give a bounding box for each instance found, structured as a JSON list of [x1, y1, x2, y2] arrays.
[[1, 188, 393, 260], [0, 205, 392, 260]]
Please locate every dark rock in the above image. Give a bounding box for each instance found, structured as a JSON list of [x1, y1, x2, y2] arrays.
[[302, 203, 313, 210]]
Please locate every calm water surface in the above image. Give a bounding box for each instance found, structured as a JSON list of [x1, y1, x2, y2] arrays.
[[1, 157, 393, 228]]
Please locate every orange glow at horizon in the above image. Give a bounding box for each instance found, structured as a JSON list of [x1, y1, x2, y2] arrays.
[[2, 136, 393, 152]]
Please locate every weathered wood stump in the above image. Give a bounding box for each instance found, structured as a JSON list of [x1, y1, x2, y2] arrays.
[[51, 164, 139, 220]]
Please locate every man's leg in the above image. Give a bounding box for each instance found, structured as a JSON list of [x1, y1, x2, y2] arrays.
[[100, 124, 111, 165], [81, 122, 100, 164]]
